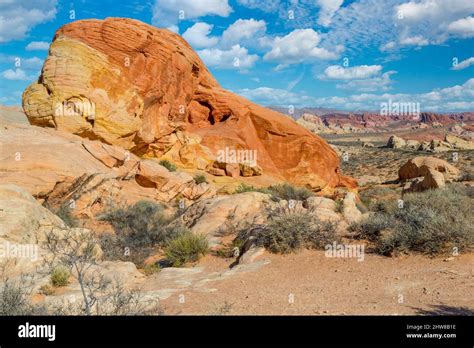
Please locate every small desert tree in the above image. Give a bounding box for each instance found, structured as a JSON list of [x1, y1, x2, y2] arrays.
[[44, 228, 105, 315]]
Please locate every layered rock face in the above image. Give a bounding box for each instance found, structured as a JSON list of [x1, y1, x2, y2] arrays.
[[22, 18, 354, 192]]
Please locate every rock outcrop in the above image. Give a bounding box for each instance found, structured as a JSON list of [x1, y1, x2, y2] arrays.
[[0, 120, 215, 218], [386, 135, 406, 149], [22, 18, 354, 192], [399, 157, 460, 192]]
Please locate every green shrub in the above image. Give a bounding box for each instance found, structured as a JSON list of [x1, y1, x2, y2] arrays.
[[0, 278, 47, 315], [233, 183, 270, 194], [99, 201, 183, 266], [213, 238, 244, 258], [334, 199, 343, 213], [143, 263, 161, 276], [159, 159, 177, 172], [456, 171, 474, 182], [351, 184, 473, 255], [267, 183, 314, 201], [50, 266, 70, 287], [193, 174, 208, 185], [359, 186, 400, 212], [349, 213, 396, 242], [237, 211, 337, 254], [55, 205, 78, 227], [39, 284, 55, 296], [165, 232, 209, 267]]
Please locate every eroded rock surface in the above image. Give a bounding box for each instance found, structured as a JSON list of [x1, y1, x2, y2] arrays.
[[22, 18, 354, 192]]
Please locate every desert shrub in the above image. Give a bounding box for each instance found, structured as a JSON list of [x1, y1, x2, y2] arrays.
[[351, 184, 473, 255], [334, 199, 343, 213], [349, 213, 396, 242], [359, 186, 400, 211], [267, 183, 314, 201], [55, 205, 78, 227], [50, 266, 70, 287], [164, 232, 209, 267], [233, 183, 270, 194], [0, 278, 48, 315], [193, 174, 208, 185], [143, 263, 161, 276], [213, 238, 244, 258], [159, 159, 177, 172], [39, 284, 55, 296], [237, 211, 338, 254], [99, 201, 183, 266]]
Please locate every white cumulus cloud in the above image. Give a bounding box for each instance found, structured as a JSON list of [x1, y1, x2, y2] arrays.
[[1, 68, 29, 81], [221, 18, 266, 48], [197, 45, 258, 69], [25, 41, 50, 51], [451, 57, 474, 71], [320, 65, 382, 80], [264, 29, 342, 65], [0, 0, 58, 43], [182, 22, 218, 48], [317, 0, 344, 27], [447, 16, 474, 38], [399, 35, 429, 46]]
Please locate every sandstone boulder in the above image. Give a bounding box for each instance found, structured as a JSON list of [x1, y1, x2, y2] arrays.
[[0, 184, 65, 244], [305, 196, 340, 222], [398, 157, 460, 181], [22, 18, 354, 192], [429, 139, 452, 152], [445, 134, 474, 150], [386, 135, 406, 149], [342, 192, 362, 224], [174, 192, 272, 245], [406, 140, 420, 150]]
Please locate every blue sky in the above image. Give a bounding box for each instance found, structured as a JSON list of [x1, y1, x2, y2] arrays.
[[1, 0, 473, 112]]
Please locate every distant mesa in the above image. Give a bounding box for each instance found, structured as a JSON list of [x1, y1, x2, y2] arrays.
[[22, 17, 355, 192]]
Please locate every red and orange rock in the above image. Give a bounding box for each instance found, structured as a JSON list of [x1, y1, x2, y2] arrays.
[[22, 18, 355, 192]]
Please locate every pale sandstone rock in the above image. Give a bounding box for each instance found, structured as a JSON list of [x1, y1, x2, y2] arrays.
[[207, 167, 226, 176], [386, 135, 406, 149], [405, 140, 420, 150], [445, 134, 474, 150], [174, 192, 272, 245], [342, 192, 362, 224], [398, 157, 460, 181], [429, 139, 452, 152], [0, 184, 65, 244], [0, 120, 216, 218]]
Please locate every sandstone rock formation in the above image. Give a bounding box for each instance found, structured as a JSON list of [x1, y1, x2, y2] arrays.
[[386, 135, 406, 149], [0, 118, 215, 218], [399, 157, 460, 192], [399, 157, 460, 181], [22, 18, 354, 192], [385, 133, 474, 152], [444, 134, 474, 150]]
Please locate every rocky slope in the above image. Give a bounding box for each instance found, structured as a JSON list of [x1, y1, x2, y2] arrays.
[[22, 17, 354, 192]]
